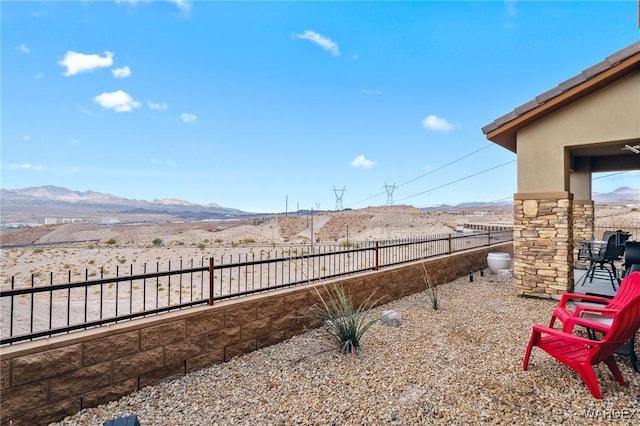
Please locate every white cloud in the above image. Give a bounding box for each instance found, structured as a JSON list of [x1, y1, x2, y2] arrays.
[[168, 0, 191, 12], [112, 66, 131, 78], [116, 0, 191, 12], [59, 51, 114, 76], [35, 72, 44, 79], [295, 30, 340, 56], [23, 136, 30, 141], [148, 101, 168, 111], [350, 155, 376, 170], [94, 90, 141, 112], [181, 113, 197, 123], [16, 43, 30, 53], [422, 115, 454, 132], [363, 89, 382, 95], [165, 160, 178, 167], [11, 163, 43, 171]]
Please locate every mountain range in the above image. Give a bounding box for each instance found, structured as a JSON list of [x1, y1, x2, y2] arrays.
[[1, 185, 638, 223]]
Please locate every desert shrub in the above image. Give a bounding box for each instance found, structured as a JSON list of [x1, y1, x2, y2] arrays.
[[239, 238, 256, 244], [310, 285, 378, 354], [422, 263, 439, 311], [105, 238, 117, 245], [197, 243, 206, 250], [118, 258, 126, 264], [152, 238, 163, 246], [33, 248, 44, 254]]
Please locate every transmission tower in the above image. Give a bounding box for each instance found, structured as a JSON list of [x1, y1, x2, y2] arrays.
[[384, 182, 397, 206], [332, 186, 347, 210]]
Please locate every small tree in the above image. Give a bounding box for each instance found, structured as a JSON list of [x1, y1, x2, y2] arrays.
[[152, 238, 163, 247]]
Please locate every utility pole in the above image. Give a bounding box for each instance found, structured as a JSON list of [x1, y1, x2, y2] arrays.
[[332, 186, 347, 210], [384, 182, 397, 206]]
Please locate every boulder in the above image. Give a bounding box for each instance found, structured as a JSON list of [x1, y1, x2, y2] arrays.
[[380, 310, 402, 327]]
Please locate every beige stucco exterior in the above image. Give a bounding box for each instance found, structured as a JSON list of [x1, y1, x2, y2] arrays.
[[517, 72, 640, 194], [483, 42, 640, 298]]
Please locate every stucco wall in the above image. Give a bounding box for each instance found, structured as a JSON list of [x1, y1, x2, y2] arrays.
[[0, 243, 512, 426], [516, 72, 640, 193]]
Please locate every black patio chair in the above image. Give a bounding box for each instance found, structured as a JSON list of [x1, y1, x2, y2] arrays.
[[578, 231, 630, 290], [623, 241, 640, 278]]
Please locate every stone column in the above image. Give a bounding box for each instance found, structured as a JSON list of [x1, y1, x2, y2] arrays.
[[513, 192, 574, 299], [573, 200, 595, 269]]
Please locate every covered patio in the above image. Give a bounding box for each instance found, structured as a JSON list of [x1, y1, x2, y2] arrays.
[[483, 41, 640, 299]]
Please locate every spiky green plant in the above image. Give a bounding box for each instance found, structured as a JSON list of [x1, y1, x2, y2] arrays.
[[422, 263, 440, 311], [310, 285, 378, 354]]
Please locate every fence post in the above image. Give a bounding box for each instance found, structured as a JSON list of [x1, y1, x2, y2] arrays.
[[488, 229, 491, 246], [208, 257, 214, 305], [375, 241, 379, 271], [448, 234, 452, 254]]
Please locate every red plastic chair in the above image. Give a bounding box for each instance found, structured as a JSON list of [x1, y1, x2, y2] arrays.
[[522, 272, 640, 399], [549, 271, 640, 330]]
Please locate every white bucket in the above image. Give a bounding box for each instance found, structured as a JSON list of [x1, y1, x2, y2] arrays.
[[487, 252, 511, 274]]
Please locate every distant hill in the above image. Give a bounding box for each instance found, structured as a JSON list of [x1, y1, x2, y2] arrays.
[[592, 187, 640, 203], [1, 185, 637, 224], [0, 185, 250, 222]]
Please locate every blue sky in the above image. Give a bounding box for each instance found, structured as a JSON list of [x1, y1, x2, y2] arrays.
[[2, 1, 639, 213]]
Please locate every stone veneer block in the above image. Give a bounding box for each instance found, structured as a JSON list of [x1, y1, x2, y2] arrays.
[[1, 380, 48, 419], [164, 336, 207, 365], [12, 344, 82, 386], [284, 291, 308, 311], [241, 317, 272, 340], [139, 362, 184, 388], [513, 196, 572, 298], [1, 358, 10, 390], [186, 349, 224, 373], [15, 395, 80, 426], [257, 331, 286, 349], [82, 378, 138, 408], [256, 297, 285, 319], [206, 326, 241, 349], [225, 304, 257, 327], [185, 310, 225, 337], [83, 331, 139, 366], [48, 361, 112, 403], [112, 347, 164, 382], [140, 320, 186, 351], [225, 339, 257, 361]]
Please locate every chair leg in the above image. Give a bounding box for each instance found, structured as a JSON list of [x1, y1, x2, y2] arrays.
[[522, 330, 538, 370], [629, 334, 639, 373], [575, 364, 603, 399], [603, 355, 626, 385]]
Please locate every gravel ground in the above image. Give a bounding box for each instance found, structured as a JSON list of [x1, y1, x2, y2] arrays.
[[52, 273, 640, 426]]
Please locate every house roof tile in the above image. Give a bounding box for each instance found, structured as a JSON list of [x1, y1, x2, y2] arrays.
[[482, 41, 640, 137]]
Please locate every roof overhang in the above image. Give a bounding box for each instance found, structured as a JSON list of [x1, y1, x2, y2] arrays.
[[482, 42, 640, 154]]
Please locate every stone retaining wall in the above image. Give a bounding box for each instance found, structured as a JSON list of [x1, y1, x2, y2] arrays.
[[0, 243, 512, 426]]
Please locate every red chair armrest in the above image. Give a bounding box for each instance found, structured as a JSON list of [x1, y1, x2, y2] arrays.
[[531, 324, 601, 345]]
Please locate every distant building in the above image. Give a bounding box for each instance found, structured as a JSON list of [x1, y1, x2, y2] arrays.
[[44, 218, 58, 225], [101, 217, 120, 225], [62, 218, 83, 224]]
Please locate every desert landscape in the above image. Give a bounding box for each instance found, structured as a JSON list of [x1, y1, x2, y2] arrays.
[[1, 203, 638, 290]]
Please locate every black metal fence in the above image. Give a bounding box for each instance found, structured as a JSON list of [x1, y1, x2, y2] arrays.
[[1, 230, 512, 345]]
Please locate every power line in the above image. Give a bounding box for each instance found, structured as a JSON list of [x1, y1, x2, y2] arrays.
[[396, 144, 493, 189], [395, 160, 516, 204], [348, 143, 496, 207], [593, 171, 632, 180]]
